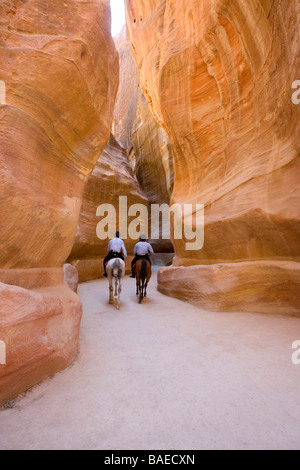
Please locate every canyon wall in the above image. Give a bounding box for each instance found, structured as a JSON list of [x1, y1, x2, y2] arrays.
[[68, 134, 148, 281], [113, 26, 174, 254], [114, 26, 173, 207], [0, 0, 119, 405], [125, 0, 300, 315], [113, 26, 140, 151], [131, 92, 173, 206]]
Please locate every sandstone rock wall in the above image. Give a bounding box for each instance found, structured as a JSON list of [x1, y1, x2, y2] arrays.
[[0, 0, 119, 405], [125, 0, 300, 315], [113, 26, 140, 151], [131, 92, 174, 206], [131, 92, 174, 253], [0, 0, 118, 268], [113, 26, 174, 253], [68, 134, 149, 281]]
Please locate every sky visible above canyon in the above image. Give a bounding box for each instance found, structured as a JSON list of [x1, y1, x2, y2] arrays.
[[110, 0, 125, 36]]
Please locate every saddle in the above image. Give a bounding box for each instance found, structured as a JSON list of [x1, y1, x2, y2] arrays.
[[133, 255, 150, 270]]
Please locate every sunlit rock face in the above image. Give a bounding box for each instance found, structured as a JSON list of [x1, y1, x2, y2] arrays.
[[0, 0, 118, 268], [0, 278, 82, 407], [125, 0, 300, 315], [0, 0, 119, 405], [68, 134, 148, 281]]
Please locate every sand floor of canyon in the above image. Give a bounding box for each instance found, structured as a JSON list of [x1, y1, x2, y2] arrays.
[[0, 270, 299, 450]]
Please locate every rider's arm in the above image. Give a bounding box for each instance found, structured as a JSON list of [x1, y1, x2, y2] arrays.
[[122, 240, 127, 259], [148, 243, 154, 256]]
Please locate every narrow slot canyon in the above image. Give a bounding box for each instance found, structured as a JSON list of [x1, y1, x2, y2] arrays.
[[0, 0, 299, 451]]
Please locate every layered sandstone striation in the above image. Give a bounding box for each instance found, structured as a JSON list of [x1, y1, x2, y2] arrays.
[[131, 92, 174, 253], [0, 0, 119, 405], [126, 0, 300, 314], [113, 26, 140, 151], [0, 0, 118, 268], [131, 92, 174, 206], [0, 279, 82, 406], [68, 134, 148, 281]]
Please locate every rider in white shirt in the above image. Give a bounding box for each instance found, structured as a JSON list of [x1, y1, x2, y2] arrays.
[[103, 231, 127, 277], [108, 237, 127, 255], [130, 234, 154, 278]]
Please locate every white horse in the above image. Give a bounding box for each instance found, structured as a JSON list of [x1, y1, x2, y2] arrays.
[[106, 257, 125, 310]]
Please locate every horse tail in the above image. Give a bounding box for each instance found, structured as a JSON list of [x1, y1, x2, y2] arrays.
[[112, 259, 122, 278], [141, 259, 147, 282]]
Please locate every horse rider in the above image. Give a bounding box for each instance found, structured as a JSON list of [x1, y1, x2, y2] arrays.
[[103, 231, 127, 277], [130, 234, 154, 278]]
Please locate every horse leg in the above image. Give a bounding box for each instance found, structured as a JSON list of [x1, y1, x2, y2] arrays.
[[109, 277, 113, 304], [114, 276, 118, 297], [116, 278, 122, 310], [138, 279, 144, 304], [144, 281, 148, 297]]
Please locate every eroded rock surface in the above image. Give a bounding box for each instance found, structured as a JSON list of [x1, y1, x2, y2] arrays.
[[0, 0, 118, 268], [0, 280, 82, 406], [113, 26, 174, 253], [0, 0, 119, 405], [126, 0, 300, 314], [68, 134, 148, 281]]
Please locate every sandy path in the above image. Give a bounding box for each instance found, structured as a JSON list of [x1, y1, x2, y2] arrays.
[[0, 271, 299, 450]]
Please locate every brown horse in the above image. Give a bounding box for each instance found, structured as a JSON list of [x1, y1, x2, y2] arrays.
[[135, 258, 151, 303]]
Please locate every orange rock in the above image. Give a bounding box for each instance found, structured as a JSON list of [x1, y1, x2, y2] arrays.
[[158, 261, 300, 316], [0, 1, 118, 404], [113, 26, 140, 151], [126, 0, 300, 313], [0, 280, 82, 407], [132, 93, 174, 206], [114, 26, 174, 207], [63, 264, 79, 293], [0, 0, 118, 269], [68, 134, 149, 281], [113, 26, 174, 253]]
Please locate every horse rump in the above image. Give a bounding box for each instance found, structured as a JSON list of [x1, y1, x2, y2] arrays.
[[106, 258, 125, 310]]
